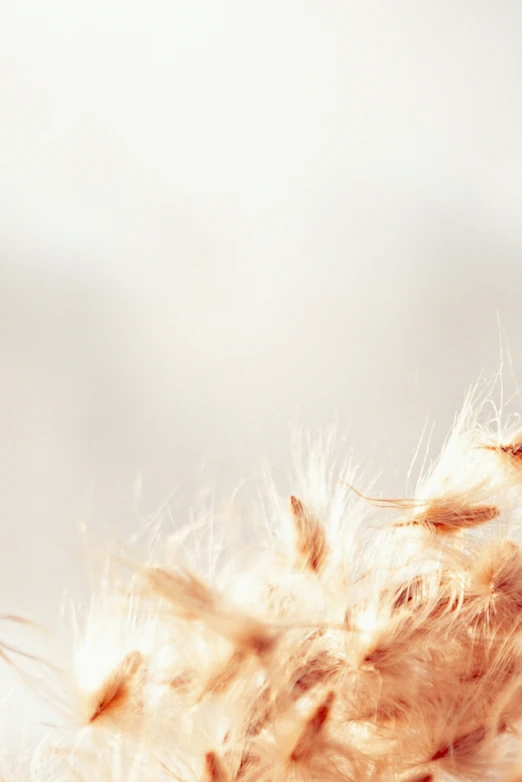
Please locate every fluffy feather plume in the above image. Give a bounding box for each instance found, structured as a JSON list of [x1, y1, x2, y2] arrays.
[[7, 390, 522, 780]]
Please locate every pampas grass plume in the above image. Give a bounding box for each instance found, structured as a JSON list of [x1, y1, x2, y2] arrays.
[[6, 387, 522, 780]]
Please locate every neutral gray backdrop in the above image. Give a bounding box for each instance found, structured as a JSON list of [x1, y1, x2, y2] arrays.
[[2, 0, 522, 742]]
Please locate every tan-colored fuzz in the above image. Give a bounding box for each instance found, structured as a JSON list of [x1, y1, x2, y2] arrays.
[[289, 495, 328, 573], [87, 650, 145, 726], [8, 394, 522, 781]]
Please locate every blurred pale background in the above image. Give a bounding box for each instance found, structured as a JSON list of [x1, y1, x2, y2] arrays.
[[2, 0, 522, 741]]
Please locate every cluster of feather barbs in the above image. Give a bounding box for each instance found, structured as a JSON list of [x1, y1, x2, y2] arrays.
[[8, 401, 522, 781]]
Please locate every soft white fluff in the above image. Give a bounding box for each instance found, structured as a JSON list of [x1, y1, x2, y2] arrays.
[[5, 387, 522, 781]]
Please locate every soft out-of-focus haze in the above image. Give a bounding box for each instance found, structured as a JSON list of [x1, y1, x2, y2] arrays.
[[2, 0, 522, 737]]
